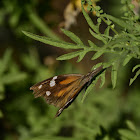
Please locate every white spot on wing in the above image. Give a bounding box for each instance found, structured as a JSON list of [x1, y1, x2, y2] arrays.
[[49, 76, 57, 87], [38, 85, 42, 89], [46, 91, 51, 96], [53, 76, 57, 80], [50, 80, 56, 87]]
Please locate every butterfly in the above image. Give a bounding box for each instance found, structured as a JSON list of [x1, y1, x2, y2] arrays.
[[30, 66, 103, 117]]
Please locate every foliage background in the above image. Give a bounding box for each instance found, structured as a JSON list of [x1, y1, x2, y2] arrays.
[[0, 0, 140, 140]]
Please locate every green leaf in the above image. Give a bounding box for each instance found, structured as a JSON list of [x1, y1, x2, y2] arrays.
[[81, 3, 99, 33], [61, 29, 84, 46], [102, 34, 112, 40], [126, 120, 136, 132], [100, 70, 106, 88], [88, 40, 99, 50], [91, 63, 103, 71], [123, 55, 132, 66], [81, 76, 100, 103], [91, 51, 104, 60], [104, 14, 132, 30], [57, 50, 82, 61], [57, 49, 88, 62], [89, 29, 107, 44], [22, 31, 83, 49], [0, 49, 12, 76], [92, 63, 106, 88], [77, 50, 88, 62], [129, 69, 140, 85], [119, 129, 139, 140], [132, 64, 140, 72], [111, 63, 118, 88], [1, 73, 27, 84], [103, 62, 112, 68], [104, 26, 110, 36], [103, 57, 118, 69]]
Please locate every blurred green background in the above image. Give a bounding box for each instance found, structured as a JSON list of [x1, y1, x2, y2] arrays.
[[0, 0, 140, 140]]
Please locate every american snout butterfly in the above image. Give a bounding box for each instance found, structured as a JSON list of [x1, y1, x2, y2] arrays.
[[30, 66, 103, 117]]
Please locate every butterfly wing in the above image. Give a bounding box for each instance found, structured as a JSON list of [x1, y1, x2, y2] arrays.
[[30, 74, 84, 116], [54, 77, 88, 117], [30, 66, 104, 117]]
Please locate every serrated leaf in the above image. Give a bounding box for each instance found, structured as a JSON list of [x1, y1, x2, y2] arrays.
[[123, 55, 132, 66], [88, 40, 99, 50], [91, 63, 103, 71], [61, 29, 84, 46], [129, 69, 140, 85], [102, 34, 112, 40], [57, 50, 82, 61], [111, 63, 118, 88], [92, 51, 104, 60], [77, 50, 88, 62], [100, 70, 106, 88], [105, 14, 132, 30], [103, 57, 118, 69], [103, 62, 112, 68], [81, 82, 95, 103], [89, 29, 107, 44], [22, 31, 83, 49], [132, 64, 140, 72], [81, 76, 99, 103], [81, 4, 99, 33]]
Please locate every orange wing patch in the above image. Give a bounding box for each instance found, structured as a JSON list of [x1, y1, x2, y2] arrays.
[[56, 80, 78, 97], [55, 77, 82, 97], [57, 88, 67, 97], [60, 76, 80, 85]]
